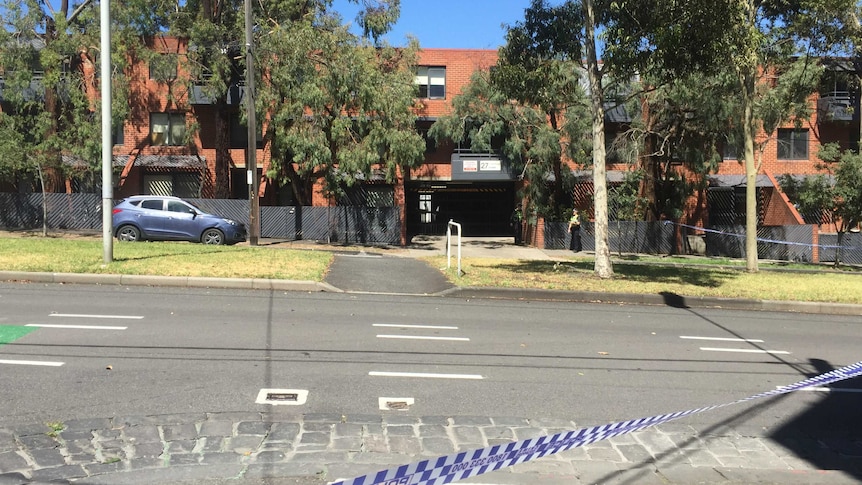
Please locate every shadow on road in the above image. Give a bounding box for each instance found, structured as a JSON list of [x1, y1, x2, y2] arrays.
[[769, 358, 862, 480]]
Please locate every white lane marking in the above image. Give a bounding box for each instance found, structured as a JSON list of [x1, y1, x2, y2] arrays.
[[377, 334, 470, 342], [370, 371, 483, 380], [700, 347, 790, 355], [681, 336, 764, 343], [782, 386, 862, 394], [27, 324, 128, 330], [50, 313, 143, 320], [373, 324, 459, 330], [379, 397, 415, 411], [0, 359, 64, 367]]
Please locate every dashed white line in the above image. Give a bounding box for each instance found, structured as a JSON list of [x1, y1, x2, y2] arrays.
[[370, 371, 483, 380], [50, 313, 143, 320], [681, 336, 764, 343], [784, 387, 862, 393], [373, 324, 459, 330], [0, 359, 64, 367], [27, 324, 128, 330], [377, 334, 470, 342], [700, 347, 790, 355]]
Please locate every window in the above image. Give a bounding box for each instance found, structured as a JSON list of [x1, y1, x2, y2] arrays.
[[419, 128, 437, 153], [113, 124, 124, 146], [777, 128, 809, 160], [141, 199, 164, 210], [722, 140, 740, 161], [167, 200, 192, 213], [149, 53, 178, 81], [415, 67, 445, 99], [150, 113, 187, 146]]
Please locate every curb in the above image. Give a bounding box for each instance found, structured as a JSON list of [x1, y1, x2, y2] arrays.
[[2, 271, 860, 316]]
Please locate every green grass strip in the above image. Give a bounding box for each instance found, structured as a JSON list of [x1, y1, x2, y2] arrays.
[[0, 325, 38, 346]]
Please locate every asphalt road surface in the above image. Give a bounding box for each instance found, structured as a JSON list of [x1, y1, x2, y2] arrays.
[[1, 281, 860, 440]]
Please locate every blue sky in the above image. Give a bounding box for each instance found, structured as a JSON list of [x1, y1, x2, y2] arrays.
[[331, 0, 535, 49]]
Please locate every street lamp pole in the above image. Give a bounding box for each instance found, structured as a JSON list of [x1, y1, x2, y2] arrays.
[[101, 0, 113, 262], [245, 0, 259, 246]]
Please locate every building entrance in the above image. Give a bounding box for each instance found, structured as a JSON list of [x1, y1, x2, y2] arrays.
[[407, 182, 514, 237]]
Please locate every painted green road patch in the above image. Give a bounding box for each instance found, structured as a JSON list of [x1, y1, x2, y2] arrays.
[[0, 325, 37, 347]]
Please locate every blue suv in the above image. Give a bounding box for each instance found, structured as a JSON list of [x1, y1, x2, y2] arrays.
[[112, 196, 247, 245]]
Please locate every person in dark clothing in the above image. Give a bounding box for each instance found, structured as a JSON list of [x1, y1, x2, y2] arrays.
[[510, 207, 523, 245], [567, 208, 582, 252]]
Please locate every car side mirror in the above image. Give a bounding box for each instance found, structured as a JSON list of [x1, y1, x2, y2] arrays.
[[189, 208, 197, 218]]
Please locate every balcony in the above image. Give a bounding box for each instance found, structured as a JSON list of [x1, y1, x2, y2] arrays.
[[817, 91, 856, 123]]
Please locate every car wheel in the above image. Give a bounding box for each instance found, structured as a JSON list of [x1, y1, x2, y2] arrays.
[[201, 228, 225, 245], [116, 225, 141, 242]]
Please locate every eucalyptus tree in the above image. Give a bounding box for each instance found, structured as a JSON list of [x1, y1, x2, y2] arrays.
[[0, 0, 167, 233], [608, 0, 855, 272], [780, 144, 862, 267], [252, 3, 424, 205], [428, 55, 591, 223]]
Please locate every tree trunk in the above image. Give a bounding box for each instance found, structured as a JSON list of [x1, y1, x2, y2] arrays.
[[584, 0, 613, 279], [741, 0, 759, 273], [214, 100, 231, 198], [742, 77, 759, 272]]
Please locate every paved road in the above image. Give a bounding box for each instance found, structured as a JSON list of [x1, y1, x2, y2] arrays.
[[1, 237, 861, 484]]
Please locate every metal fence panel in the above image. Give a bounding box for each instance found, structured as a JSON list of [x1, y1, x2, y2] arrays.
[[0, 193, 102, 230], [0, 193, 401, 246], [705, 225, 817, 261], [819, 232, 862, 265], [544, 221, 674, 254]]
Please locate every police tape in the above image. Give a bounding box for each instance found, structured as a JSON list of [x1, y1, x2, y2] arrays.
[[330, 360, 862, 485], [664, 220, 859, 250]]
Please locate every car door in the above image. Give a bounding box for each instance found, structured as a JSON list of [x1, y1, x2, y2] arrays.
[[163, 199, 199, 240], [137, 198, 171, 238]]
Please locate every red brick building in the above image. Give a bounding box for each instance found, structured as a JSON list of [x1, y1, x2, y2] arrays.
[[106, 40, 854, 245]]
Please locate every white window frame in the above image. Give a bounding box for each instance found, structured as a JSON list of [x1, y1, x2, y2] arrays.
[[415, 66, 446, 99]]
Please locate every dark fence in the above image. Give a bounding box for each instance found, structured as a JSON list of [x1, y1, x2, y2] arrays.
[[544, 221, 675, 254], [818, 232, 862, 265], [0, 193, 401, 246]]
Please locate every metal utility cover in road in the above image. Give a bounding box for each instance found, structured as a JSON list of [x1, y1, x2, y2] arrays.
[[256, 389, 308, 405]]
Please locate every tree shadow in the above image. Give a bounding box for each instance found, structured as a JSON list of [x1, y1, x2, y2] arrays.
[[488, 260, 736, 288], [768, 358, 862, 479]]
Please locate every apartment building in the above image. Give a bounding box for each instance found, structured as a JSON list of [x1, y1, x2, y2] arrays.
[[4, 37, 854, 245]]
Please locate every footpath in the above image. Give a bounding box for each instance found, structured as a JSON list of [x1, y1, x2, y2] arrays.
[[1, 236, 861, 484]]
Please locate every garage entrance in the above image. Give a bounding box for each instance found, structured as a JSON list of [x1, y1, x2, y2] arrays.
[[407, 182, 514, 237]]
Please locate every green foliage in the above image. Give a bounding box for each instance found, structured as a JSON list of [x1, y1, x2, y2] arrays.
[[257, 8, 423, 204], [608, 169, 648, 221], [0, 0, 154, 189], [779, 143, 862, 266]]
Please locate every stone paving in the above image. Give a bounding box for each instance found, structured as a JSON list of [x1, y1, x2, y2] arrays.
[[1, 412, 860, 484]]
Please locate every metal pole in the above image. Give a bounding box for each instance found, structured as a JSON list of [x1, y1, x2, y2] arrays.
[[100, 0, 113, 263], [245, 0, 259, 245]]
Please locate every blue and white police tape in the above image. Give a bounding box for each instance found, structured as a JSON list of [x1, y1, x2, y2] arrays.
[[664, 220, 859, 251], [330, 360, 862, 485]]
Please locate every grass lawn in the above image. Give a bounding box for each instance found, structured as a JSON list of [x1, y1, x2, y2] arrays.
[[0, 237, 332, 281], [427, 256, 862, 305], [0, 234, 859, 304]]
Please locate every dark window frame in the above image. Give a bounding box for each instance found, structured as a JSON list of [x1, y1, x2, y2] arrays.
[[149, 112, 187, 146], [777, 128, 809, 160]]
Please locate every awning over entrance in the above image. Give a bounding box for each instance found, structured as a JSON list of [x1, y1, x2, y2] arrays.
[[707, 174, 773, 187], [451, 153, 515, 181], [134, 155, 207, 169], [62, 155, 128, 168]]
